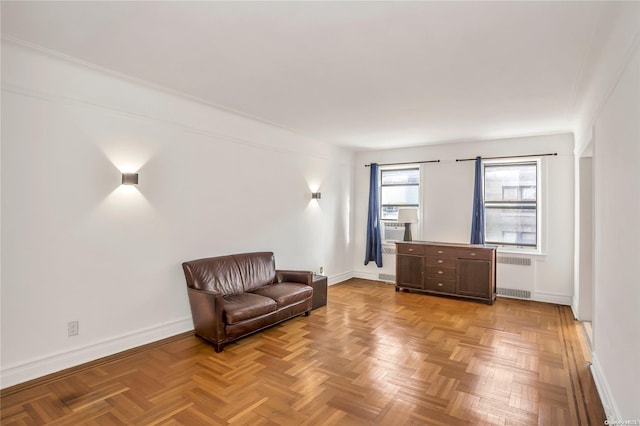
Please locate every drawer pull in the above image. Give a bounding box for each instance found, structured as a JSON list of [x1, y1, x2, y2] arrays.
[[408, 248, 413, 252], [437, 283, 444, 287], [470, 252, 476, 256], [437, 260, 444, 264], [437, 250, 443, 254], [437, 270, 443, 275]]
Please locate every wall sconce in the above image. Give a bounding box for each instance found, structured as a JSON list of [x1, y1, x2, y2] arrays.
[[121, 173, 139, 185], [312, 192, 321, 200]]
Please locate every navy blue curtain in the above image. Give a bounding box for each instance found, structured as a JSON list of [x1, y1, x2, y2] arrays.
[[470, 156, 485, 244], [364, 163, 383, 266]]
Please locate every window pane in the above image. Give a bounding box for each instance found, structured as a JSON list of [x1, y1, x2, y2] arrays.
[[485, 164, 536, 202], [381, 206, 421, 221], [381, 186, 419, 205], [381, 169, 419, 185], [485, 207, 537, 246], [380, 167, 420, 225], [503, 187, 518, 200], [521, 186, 536, 201], [381, 206, 399, 221]]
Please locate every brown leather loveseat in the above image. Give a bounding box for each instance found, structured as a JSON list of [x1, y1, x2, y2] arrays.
[[182, 252, 313, 352]]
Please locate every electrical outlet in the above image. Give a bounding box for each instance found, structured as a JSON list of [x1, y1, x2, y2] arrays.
[[319, 266, 324, 275], [68, 321, 79, 337]]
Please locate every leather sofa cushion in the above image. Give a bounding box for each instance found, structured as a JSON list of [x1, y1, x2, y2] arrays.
[[182, 252, 276, 295], [250, 283, 313, 309], [183, 255, 245, 294], [234, 252, 277, 292], [223, 293, 277, 324]]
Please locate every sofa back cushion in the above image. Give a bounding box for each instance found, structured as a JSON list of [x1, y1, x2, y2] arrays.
[[182, 252, 276, 295], [232, 252, 277, 292]]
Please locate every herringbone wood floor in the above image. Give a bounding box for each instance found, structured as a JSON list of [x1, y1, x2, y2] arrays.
[[1, 279, 605, 425]]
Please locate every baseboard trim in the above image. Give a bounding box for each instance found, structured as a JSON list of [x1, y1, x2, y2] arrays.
[[532, 291, 572, 306], [0, 317, 193, 391], [327, 271, 353, 286], [591, 353, 621, 421], [351, 271, 380, 281]]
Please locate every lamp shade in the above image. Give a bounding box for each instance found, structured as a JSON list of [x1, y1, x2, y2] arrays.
[[397, 208, 418, 224]]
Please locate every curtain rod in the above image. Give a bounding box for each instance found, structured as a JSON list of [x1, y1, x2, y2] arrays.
[[364, 160, 440, 167], [455, 152, 557, 162]]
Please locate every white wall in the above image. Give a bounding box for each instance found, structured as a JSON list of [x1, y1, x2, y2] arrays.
[[0, 41, 353, 388], [353, 133, 575, 305], [591, 39, 640, 421], [572, 2, 640, 420]]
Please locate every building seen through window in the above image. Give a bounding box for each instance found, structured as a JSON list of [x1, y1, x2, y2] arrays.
[[380, 167, 420, 242], [484, 162, 538, 247]]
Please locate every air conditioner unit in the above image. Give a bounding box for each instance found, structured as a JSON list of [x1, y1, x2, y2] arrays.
[[383, 222, 405, 243]]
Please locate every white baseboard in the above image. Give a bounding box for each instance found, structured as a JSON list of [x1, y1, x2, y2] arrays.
[[327, 271, 353, 286], [0, 317, 193, 389], [351, 271, 380, 281], [532, 291, 572, 306], [591, 352, 621, 421]]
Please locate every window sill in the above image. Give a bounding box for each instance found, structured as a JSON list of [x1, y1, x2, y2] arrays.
[[496, 247, 547, 258]]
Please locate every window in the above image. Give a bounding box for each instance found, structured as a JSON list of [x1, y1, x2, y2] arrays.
[[484, 161, 538, 248], [380, 167, 420, 242]]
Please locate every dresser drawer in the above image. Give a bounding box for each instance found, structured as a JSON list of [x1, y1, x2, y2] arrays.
[[425, 266, 456, 280], [425, 278, 456, 293], [426, 256, 457, 268], [425, 246, 457, 257], [397, 244, 425, 255], [455, 248, 493, 260]]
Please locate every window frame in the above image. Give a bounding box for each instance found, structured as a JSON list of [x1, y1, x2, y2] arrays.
[[482, 158, 542, 252], [379, 165, 421, 243]]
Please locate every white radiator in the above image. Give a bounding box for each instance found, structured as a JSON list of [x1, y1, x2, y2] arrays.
[[497, 256, 532, 266], [496, 287, 532, 299], [496, 255, 534, 300]]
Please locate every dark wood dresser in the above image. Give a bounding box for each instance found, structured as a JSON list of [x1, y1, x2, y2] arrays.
[[395, 241, 497, 304]]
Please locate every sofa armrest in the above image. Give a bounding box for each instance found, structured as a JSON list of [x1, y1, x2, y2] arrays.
[[275, 270, 313, 285], [187, 288, 225, 343]]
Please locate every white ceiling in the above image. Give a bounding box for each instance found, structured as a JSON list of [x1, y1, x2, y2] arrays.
[[0, 1, 618, 150]]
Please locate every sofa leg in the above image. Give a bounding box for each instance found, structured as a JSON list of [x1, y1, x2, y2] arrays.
[[214, 342, 224, 353], [305, 311, 311, 317]]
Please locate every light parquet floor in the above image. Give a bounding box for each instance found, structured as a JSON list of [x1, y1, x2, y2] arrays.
[[1, 279, 605, 425]]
